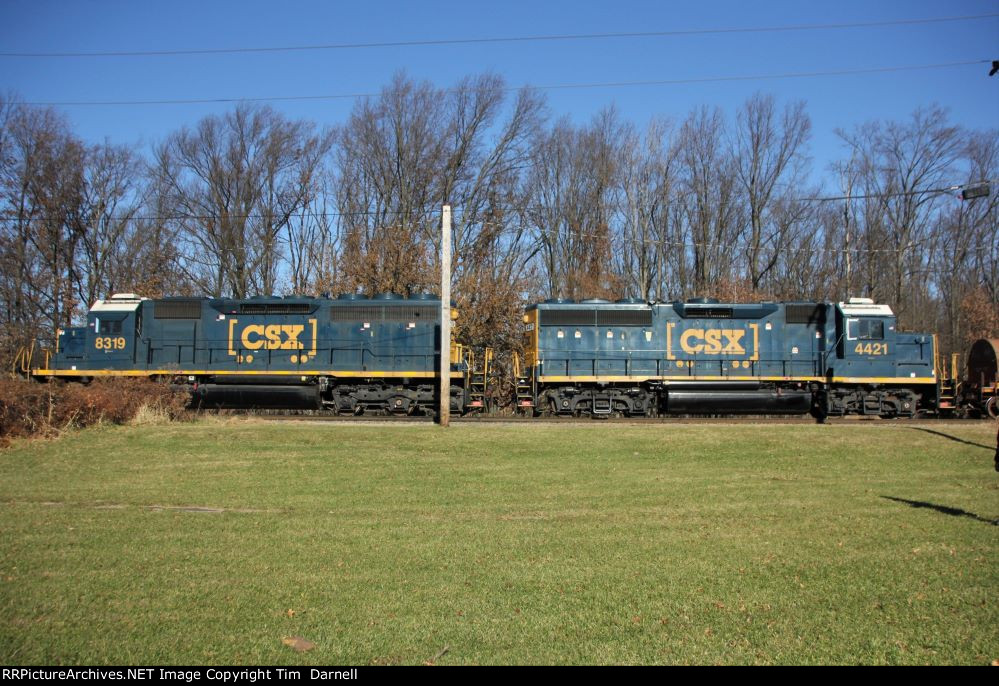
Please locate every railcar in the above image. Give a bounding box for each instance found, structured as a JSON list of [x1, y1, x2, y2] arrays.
[[514, 297, 938, 419], [939, 338, 999, 418], [963, 339, 999, 417], [27, 292, 472, 415]]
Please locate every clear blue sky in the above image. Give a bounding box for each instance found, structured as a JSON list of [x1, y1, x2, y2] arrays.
[[1, 0, 997, 184]]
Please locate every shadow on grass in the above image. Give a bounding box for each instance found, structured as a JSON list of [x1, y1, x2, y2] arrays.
[[906, 427, 994, 451], [881, 496, 998, 526]]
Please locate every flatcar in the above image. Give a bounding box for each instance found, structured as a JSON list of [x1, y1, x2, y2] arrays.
[[27, 292, 471, 415], [514, 297, 938, 420]]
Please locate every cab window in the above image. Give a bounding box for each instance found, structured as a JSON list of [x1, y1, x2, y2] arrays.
[[847, 318, 883, 340], [98, 319, 123, 335]]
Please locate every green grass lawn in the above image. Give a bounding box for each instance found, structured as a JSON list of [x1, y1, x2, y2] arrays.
[[0, 418, 996, 665]]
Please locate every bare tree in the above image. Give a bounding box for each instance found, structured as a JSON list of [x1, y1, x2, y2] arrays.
[[335, 72, 544, 299], [0, 103, 85, 336], [614, 118, 680, 300], [73, 140, 145, 307], [960, 131, 999, 307], [525, 109, 624, 299], [284, 169, 341, 295], [0, 98, 190, 371], [759, 194, 823, 298], [675, 106, 744, 296], [930, 129, 999, 354], [835, 105, 963, 326], [153, 103, 333, 297], [733, 93, 812, 290]]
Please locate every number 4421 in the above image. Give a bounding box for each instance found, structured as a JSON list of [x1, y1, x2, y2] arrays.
[[855, 342, 887, 355]]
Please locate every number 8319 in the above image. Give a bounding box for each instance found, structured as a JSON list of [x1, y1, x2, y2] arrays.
[[95, 336, 127, 350]]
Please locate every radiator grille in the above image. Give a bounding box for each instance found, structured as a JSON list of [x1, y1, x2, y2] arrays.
[[330, 305, 439, 322], [596, 310, 653, 326], [539, 309, 596, 326], [785, 304, 826, 325], [239, 303, 313, 315], [684, 307, 733, 318], [153, 299, 202, 319]]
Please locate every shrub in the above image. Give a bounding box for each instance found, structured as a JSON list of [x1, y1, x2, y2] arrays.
[[0, 378, 191, 445]]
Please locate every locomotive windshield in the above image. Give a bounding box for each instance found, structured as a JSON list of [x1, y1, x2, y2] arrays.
[[847, 319, 885, 340]]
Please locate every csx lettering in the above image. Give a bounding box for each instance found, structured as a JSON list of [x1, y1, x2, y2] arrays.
[[240, 324, 305, 350], [679, 328, 746, 355]]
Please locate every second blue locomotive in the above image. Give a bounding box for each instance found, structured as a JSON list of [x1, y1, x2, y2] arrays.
[[517, 297, 937, 419]]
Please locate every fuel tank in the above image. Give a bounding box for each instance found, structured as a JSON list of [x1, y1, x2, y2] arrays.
[[191, 384, 321, 410], [665, 389, 812, 414]]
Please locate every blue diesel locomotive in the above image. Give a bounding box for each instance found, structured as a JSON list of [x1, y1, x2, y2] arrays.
[[26, 292, 980, 420], [515, 297, 938, 419], [30, 292, 470, 414]]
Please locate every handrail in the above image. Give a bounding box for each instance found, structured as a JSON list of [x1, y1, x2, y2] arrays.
[[14, 341, 37, 375], [483, 347, 493, 380]]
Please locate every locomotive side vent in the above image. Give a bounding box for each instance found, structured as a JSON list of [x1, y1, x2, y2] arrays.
[[596, 310, 653, 326], [153, 299, 203, 319], [383, 306, 438, 322], [540, 309, 596, 326], [330, 306, 438, 322], [331, 306, 384, 322], [239, 303, 313, 315], [684, 307, 733, 318], [785, 304, 826, 325]]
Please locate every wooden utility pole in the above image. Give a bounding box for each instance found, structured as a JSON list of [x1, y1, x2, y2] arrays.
[[439, 205, 452, 426]]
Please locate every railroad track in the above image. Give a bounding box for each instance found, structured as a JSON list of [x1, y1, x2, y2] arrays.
[[235, 412, 981, 426]]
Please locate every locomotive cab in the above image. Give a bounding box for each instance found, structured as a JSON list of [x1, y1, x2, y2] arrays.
[[834, 298, 896, 376], [46, 294, 145, 373], [821, 297, 934, 417], [85, 294, 144, 369]]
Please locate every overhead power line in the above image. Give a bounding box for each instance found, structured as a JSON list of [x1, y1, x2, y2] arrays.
[[19, 60, 989, 107], [490, 180, 997, 217], [490, 223, 996, 256], [2, 14, 996, 58], [13, 180, 992, 224]]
